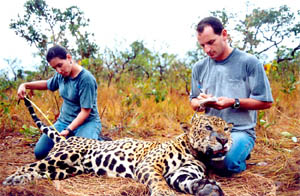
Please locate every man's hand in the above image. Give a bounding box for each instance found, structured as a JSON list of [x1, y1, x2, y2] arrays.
[[191, 93, 214, 111], [205, 97, 235, 110], [197, 92, 213, 99]]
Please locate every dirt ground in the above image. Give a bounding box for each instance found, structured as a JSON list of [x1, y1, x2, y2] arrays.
[[3, 129, 296, 196]]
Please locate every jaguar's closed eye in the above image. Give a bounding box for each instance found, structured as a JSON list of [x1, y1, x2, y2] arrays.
[[205, 125, 213, 131]]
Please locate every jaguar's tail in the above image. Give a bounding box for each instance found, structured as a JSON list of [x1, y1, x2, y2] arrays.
[[24, 98, 62, 144]]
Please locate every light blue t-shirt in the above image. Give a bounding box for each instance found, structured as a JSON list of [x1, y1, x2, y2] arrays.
[[47, 68, 100, 124], [190, 49, 273, 138]]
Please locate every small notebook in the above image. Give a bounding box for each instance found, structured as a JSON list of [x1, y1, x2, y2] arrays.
[[198, 97, 218, 106]]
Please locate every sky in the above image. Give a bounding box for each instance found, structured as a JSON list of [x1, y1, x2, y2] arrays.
[[0, 0, 298, 73]]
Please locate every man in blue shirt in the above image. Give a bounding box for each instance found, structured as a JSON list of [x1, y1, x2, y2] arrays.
[[190, 17, 273, 175], [18, 45, 103, 159]]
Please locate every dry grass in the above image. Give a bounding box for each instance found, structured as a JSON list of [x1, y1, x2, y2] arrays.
[[0, 79, 300, 195]]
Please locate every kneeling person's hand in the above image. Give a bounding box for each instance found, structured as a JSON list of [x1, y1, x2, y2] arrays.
[[59, 128, 72, 137]]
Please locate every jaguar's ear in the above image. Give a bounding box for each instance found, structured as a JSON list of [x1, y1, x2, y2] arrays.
[[180, 122, 191, 134]]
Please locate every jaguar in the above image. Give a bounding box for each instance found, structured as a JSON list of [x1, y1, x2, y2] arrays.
[[3, 98, 232, 196]]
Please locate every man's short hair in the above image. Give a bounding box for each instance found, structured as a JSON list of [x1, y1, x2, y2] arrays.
[[46, 45, 68, 62], [196, 17, 224, 35]]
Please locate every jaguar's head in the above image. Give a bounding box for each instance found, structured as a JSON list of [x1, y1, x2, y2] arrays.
[[181, 114, 233, 161]]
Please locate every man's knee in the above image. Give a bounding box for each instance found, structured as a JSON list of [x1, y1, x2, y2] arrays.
[[210, 157, 246, 177], [224, 156, 247, 173]]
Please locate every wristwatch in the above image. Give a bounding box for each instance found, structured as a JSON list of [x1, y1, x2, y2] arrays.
[[66, 127, 73, 132], [232, 98, 240, 109]]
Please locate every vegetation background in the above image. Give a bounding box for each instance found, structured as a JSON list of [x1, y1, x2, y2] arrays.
[[0, 0, 299, 195]]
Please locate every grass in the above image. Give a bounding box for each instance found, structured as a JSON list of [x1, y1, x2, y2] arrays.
[[0, 74, 299, 195]]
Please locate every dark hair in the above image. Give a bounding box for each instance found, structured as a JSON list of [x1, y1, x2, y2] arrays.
[[46, 45, 68, 62], [196, 16, 224, 35]]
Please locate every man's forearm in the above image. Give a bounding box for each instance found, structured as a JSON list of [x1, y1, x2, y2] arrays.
[[238, 98, 272, 110]]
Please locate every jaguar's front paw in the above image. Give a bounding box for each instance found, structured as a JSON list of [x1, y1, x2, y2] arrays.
[[192, 178, 224, 196]]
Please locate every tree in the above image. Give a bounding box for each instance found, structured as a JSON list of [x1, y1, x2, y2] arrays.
[[102, 41, 158, 87], [10, 0, 99, 75], [2, 58, 23, 81], [187, 6, 300, 63], [234, 5, 300, 62], [102, 42, 138, 87]]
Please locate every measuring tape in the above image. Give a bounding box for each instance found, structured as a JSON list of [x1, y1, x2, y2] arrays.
[[24, 96, 66, 140]]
